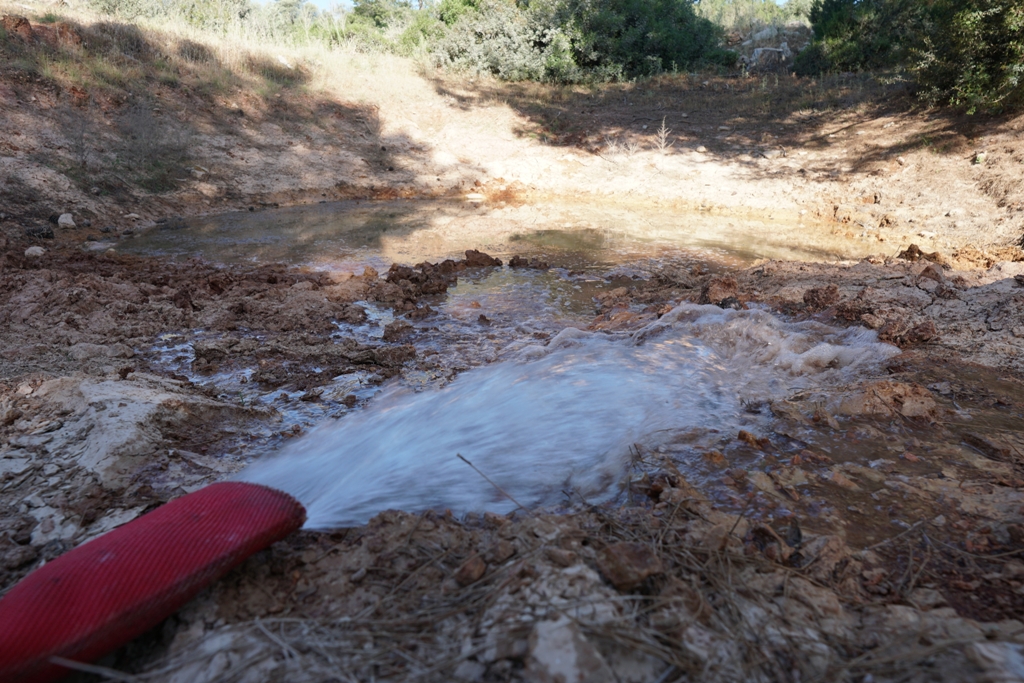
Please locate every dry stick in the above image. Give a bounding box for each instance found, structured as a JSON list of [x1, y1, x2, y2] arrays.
[[48, 657, 140, 683], [456, 453, 525, 511], [864, 520, 925, 551], [254, 617, 301, 661]]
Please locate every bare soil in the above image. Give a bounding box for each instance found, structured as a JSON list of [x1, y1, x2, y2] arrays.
[[2, 6, 1024, 683]]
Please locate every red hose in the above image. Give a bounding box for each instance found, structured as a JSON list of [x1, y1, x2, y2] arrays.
[[0, 482, 306, 683]]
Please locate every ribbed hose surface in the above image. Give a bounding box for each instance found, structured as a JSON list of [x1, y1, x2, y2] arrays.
[[0, 482, 306, 683]]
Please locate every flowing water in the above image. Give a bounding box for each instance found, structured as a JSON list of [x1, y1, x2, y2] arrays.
[[239, 304, 899, 528], [122, 199, 903, 529]]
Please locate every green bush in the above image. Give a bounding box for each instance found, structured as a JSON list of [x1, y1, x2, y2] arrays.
[[437, 0, 479, 26], [432, 0, 566, 81], [696, 0, 812, 33], [797, 0, 1024, 113], [433, 0, 734, 83], [912, 1, 1024, 113], [396, 11, 445, 55]]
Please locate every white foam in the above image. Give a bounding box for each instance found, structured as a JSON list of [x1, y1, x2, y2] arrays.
[[238, 304, 899, 528]]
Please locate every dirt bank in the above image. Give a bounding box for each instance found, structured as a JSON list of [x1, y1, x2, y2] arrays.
[[2, 7, 1023, 253]]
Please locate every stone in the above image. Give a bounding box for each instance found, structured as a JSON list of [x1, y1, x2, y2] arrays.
[[827, 470, 860, 491], [1, 15, 33, 40], [525, 617, 615, 683], [464, 249, 501, 267], [905, 320, 938, 344], [699, 275, 738, 306], [2, 545, 38, 570], [454, 555, 487, 586], [803, 284, 840, 310], [918, 263, 945, 282], [57, 213, 75, 228], [453, 660, 487, 681], [966, 642, 1024, 683], [69, 343, 136, 361], [24, 246, 45, 257], [596, 542, 664, 591], [751, 47, 784, 71], [382, 321, 413, 342], [544, 547, 577, 567], [837, 381, 937, 419]]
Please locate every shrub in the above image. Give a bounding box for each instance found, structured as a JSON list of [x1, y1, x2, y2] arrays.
[[912, 1, 1024, 113], [433, 0, 734, 83], [797, 0, 1024, 113], [432, 0, 560, 81]]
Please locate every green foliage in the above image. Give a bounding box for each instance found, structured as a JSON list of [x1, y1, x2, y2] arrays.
[[434, 0, 733, 83], [352, 0, 410, 29], [85, 0, 737, 85], [797, 0, 1024, 113], [437, 0, 479, 26], [913, 1, 1024, 113], [799, 0, 924, 70], [432, 0, 572, 81], [396, 11, 445, 55], [695, 0, 812, 32]]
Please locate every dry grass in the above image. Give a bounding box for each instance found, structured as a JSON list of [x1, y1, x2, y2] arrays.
[[75, 494, 1022, 683]]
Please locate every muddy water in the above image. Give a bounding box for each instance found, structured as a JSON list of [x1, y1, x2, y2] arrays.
[[118, 198, 871, 268]]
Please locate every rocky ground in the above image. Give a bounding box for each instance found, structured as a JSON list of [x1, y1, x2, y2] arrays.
[[2, 4, 1024, 683]]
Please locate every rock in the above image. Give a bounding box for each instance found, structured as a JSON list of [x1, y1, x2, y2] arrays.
[[696, 145, 707, 153], [746, 524, 792, 562], [966, 642, 1024, 683], [525, 617, 615, 683], [382, 321, 413, 342], [699, 275, 738, 306], [918, 263, 945, 283], [69, 343, 136, 361], [827, 470, 860, 491], [703, 449, 728, 467], [838, 381, 937, 419], [1, 15, 33, 40], [909, 588, 948, 610], [544, 547, 578, 567], [803, 284, 840, 311], [454, 555, 487, 586], [905, 320, 939, 344], [0, 397, 21, 426], [898, 244, 949, 267], [751, 47, 785, 71], [464, 249, 501, 267], [509, 255, 550, 270], [453, 660, 487, 681], [596, 542, 663, 591], [24, 246, 46, 257], [485, 539, 516, 564], [57, 213, 75, 228], [2, 544, 38, 570]]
